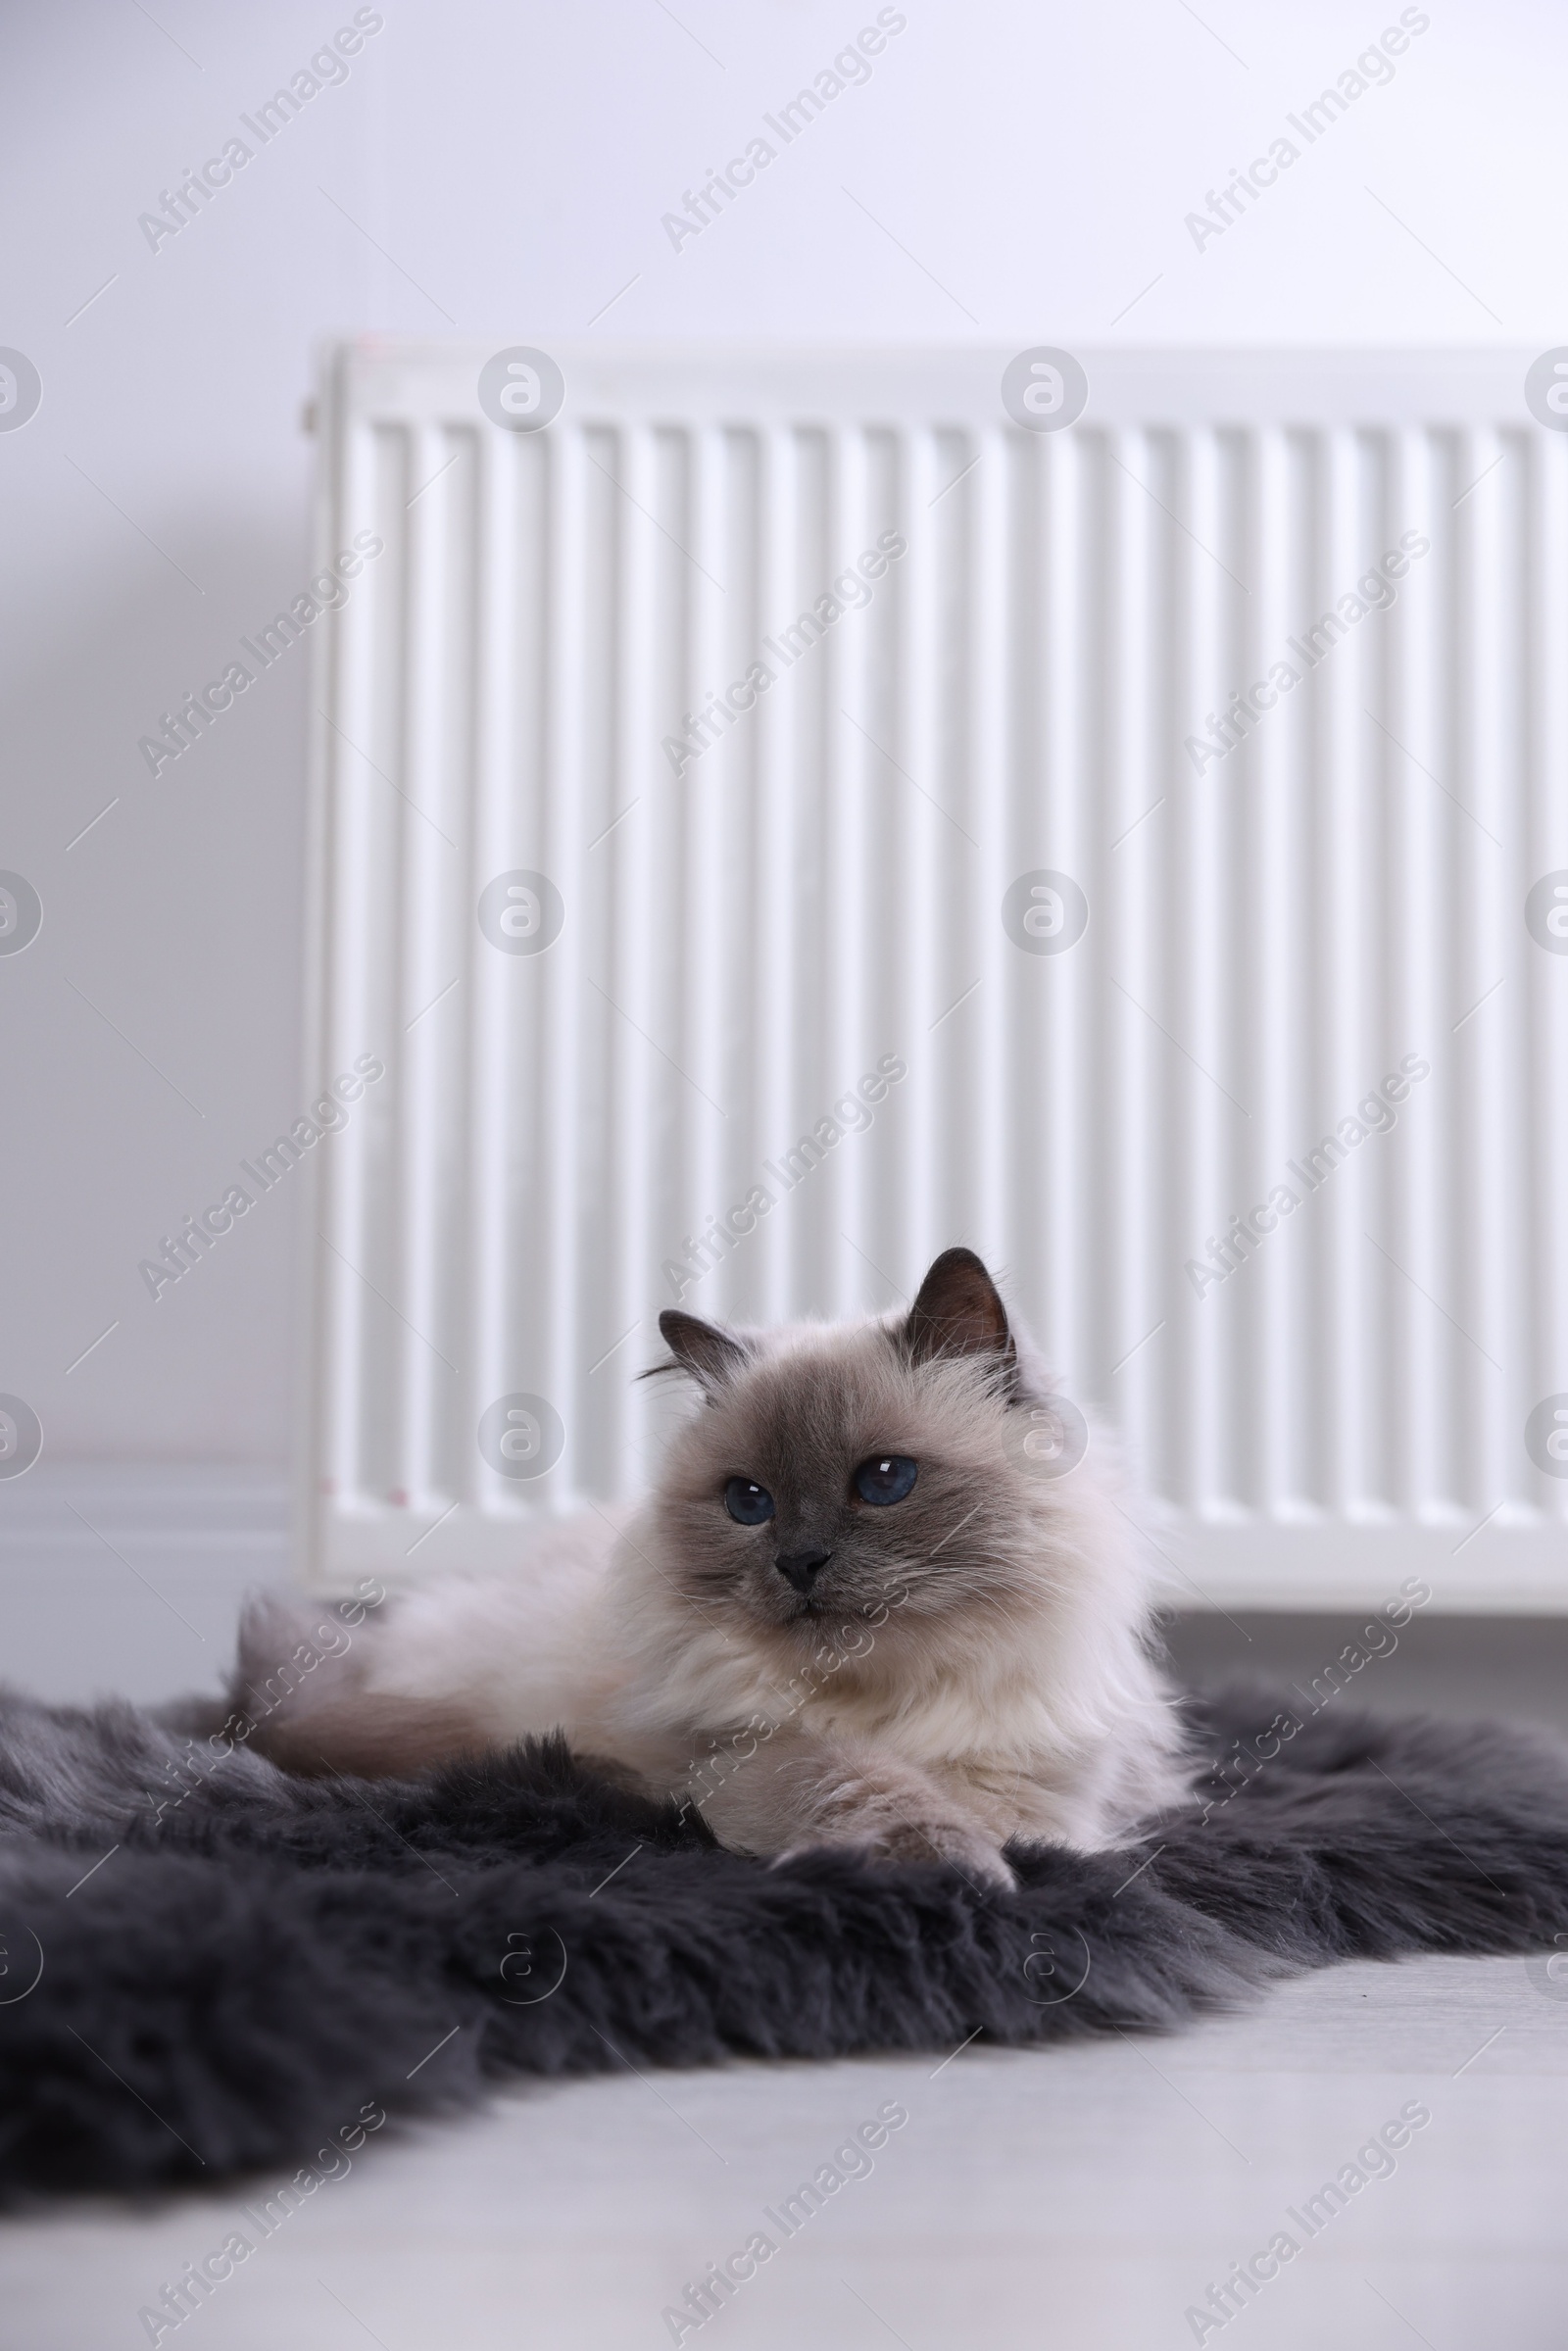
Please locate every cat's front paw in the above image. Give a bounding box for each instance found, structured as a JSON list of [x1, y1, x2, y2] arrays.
[[777, 1814, 1016, 1890], [870, 1813, 1017, 1889]]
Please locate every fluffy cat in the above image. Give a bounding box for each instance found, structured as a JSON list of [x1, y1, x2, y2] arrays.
[[237, 1249, 1189, 1886]]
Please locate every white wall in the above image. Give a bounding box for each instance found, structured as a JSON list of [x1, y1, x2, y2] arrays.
[[3, 0, 1564, 1463]]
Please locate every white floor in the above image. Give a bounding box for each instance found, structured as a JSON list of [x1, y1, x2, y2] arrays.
[[3, 1471, 1567, 2347], [7, 1958, 1566, 2351]]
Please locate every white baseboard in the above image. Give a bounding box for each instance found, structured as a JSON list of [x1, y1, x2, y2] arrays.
[[0, 1462, 289, 1547], [0, 1465, 289, 1708]]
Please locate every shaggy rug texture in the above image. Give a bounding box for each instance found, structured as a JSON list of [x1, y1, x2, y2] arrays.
[[1, 1681, 1566, 2204]]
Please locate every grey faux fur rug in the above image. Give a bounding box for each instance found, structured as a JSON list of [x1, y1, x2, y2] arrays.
[[1, 1678, 1566, 2202]]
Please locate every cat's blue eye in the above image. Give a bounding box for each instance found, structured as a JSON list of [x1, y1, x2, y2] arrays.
[[724, 1477, 775, 1525], [854, 1455, 917, 1506]]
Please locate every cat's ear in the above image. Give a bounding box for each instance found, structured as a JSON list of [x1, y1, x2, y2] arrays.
[[903, 1248, 1018, 1388], [652, 1309, 752, 1396]]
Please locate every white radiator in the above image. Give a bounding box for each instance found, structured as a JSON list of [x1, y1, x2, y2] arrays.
[[297, 343, 1568, 1609]]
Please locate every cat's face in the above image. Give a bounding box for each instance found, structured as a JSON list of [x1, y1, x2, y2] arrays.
[[648, 1250, 1064, 1657]]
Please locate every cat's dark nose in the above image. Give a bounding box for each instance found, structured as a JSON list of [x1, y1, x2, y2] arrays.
[[775, 1546, 832, 1594]]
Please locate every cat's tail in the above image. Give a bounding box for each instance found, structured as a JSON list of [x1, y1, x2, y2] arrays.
[[220, 1590, 488, 1779]]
